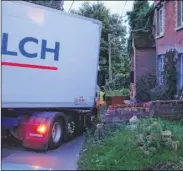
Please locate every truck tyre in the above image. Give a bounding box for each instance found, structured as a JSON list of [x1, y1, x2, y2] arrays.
[[9, 127, 23, 140], [48, 118, 64, 150]]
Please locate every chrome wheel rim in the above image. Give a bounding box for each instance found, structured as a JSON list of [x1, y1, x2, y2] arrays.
[[52, 122, 62, 143]]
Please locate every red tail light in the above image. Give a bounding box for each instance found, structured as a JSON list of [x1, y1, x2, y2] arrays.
[[37, 124, 47, 134]]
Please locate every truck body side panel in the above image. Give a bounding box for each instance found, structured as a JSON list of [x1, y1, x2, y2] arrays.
[[2, 1, 102, 108]]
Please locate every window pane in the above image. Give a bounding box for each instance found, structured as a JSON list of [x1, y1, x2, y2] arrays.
[[160, 10, 162, 32], [159, 9, 163, 33], [157, 10, 160, 35], [181, 55, 183, 87], [177, 1, 181, 26], [182, 1, 183, 23], [158, 56, 164, 85]]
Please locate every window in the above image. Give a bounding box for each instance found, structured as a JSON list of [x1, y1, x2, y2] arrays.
[[182, 1, 183, 24], [180, 55, 183, 88], [177, 0, 183, 27], [157, 7, 164, 36], [158, 55, 164, 85]]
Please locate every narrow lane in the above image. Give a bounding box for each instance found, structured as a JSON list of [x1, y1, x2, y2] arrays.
[[2, 136, 84, 170]]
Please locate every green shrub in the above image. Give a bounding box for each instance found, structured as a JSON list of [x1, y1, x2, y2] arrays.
[[136, 72, 156, 101], [136, 118, 182, 156], [104, 74, 130, 92], [149, 49, 178, 101], [105, 88, 130, 96]]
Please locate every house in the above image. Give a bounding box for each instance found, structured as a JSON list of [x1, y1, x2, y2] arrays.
[[149, 0, 183, 89], [130, 0, 183, 99], [130, 31, 156, 99]]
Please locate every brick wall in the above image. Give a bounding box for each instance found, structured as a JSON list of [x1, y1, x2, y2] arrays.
[[155, 1, 183, 54], [130, 47, 156, 99], [135, 48, 156, 78]]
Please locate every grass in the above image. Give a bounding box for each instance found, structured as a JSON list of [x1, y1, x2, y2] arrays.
[[78, 118, 183, 170]]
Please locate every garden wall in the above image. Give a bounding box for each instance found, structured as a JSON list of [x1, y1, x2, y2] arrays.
[[149, 100, 183, 118]]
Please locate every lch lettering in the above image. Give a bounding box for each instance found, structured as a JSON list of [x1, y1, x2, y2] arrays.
[[1, 33, 60, 61]]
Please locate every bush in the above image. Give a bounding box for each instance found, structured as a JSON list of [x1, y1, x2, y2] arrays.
[[104, 74, 130, 92], [136, 118, 181, 156], [136, 72, 156, 102], [105, 88, 130, 96], [175, 88, 183, 100], [149, 85, 170, 100]]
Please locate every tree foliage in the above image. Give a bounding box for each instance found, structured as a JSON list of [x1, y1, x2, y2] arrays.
[[127, 0, 150, 31], [71, 2, 129, 86], [127, 0, 151, 52], [23, 0, 63, 10]]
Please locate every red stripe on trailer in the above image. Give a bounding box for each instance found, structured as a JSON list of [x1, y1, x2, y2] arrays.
[[1, 61, 58, 70]]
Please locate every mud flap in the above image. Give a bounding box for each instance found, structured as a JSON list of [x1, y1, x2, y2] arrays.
[[23, 124, 49, 150], [22, 113, 52, 150]]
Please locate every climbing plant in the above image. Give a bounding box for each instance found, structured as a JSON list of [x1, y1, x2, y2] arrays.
[[127, 1, 151, 53], [163, 49, 178, 99], [150, 49, 178, 100]]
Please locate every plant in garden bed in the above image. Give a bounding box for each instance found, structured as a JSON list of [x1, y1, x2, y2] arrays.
[[78, 118, 183, 170], [104, 74, 130, 94], [136, 118, 181, 155], [105, 103, 148, 116], [107, 101, 148, 109], [175, 88, 183, 100], [105, 89, 130, 97], [104, 74, 130, 97], [136, 72, 156, 102]]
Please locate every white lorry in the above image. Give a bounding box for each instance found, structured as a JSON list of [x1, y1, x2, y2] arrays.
[[2, 1, 101, 150]]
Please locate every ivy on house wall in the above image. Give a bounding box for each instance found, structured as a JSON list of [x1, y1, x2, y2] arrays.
[[150, 49, 178, 100], [136, 49, 178, 101], [127, 1, 152, 55], [163, 49, 178, 99]]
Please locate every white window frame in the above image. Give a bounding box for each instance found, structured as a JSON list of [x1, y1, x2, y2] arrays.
[[181, 0, 183, 25], [180, 55, 183, 88], [157, 7, 164, 36], [158, 55, 164, 85], [159, 8, 163, 34]]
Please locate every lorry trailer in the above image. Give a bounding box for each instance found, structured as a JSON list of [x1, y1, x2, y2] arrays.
[[2, 1, 102, 150]]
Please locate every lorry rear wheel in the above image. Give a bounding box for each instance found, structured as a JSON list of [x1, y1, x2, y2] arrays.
[[9, 126, 23, 141], [48, 118, 64, 150]]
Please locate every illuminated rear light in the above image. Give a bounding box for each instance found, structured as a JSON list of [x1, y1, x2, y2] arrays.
[[37, 124, 47, 134]]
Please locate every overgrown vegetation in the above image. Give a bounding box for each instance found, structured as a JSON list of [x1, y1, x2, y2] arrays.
[[104, 74, 130, 96], [105, 89, 129, 97], [136, 118, 181, 155], [135, 50, 178, 101], [127, 0, 151, 53], [78, 118, 183, 170], [136, 72, 156, 101], [71, 2, 129, 86], [150, 49, 178, 100], [176, 88, 183, 100], [104, 74, 130, 90], [23, 0, 63, 10]]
